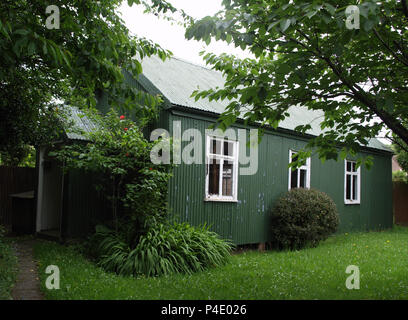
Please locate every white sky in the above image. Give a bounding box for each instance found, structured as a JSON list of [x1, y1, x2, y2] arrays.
[[118, 0, 249, 66]]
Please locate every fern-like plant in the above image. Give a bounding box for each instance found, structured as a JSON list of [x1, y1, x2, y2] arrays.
[[91, 222, 233, 277]]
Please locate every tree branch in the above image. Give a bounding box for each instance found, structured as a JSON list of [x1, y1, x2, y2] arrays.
[[373, 28, 408, 67], [386, 132, 408, 153]]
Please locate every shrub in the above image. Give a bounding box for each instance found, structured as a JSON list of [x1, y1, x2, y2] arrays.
[[0, 225, 17, 299], [270, 188, 339, 250], [50, 109, 172, 232], [392, 171, 407, 183], [90, 222, 233, 277]]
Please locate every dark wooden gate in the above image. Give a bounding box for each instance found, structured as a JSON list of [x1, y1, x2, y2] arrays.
[[393, 181, 408, 226], [0, 166, 36, 230]]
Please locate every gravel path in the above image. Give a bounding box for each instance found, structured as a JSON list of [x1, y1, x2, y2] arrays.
[[11, 240, 44, 300]]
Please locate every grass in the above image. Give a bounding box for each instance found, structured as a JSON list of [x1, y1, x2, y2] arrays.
[[33, 225, 408, 300], [0, 238, 17, 300]]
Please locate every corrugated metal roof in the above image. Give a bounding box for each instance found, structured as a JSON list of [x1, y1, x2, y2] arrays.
[[140, 55, 391, 152], [61, 105, 97, 141]]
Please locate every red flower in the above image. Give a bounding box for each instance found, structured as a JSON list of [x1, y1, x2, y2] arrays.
[[149, 167, 153, 170], [120, 115, 125, 120], [126, 153, 129, 157], [124, 127, 128, 131]]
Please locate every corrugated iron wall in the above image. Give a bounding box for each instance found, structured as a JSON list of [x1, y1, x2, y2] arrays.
[[166, 111, 393, 245], [0, 166, 36, 229]]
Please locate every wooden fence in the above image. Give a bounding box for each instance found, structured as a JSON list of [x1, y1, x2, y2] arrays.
[[393, 181, 408, 226], [0, 166, 36, 230]]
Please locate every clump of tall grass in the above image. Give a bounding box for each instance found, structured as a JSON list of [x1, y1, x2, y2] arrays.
[[91, 222, 233, 277]]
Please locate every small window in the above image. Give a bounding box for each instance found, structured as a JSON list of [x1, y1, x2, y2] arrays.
[[345, 160, 360, 204], [205, 136, 238, 201], [288, 150, 311, 190]]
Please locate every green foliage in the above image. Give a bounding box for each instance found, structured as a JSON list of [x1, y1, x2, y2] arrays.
[[51, 108, 171, 232], [56, 108, 232, 278], [0, 0, 171, 163], [0, 68, 63, 165], [0, 225, 18, 300], [90, 222, 233, 277], [392, 171, 407, 183], [270, 188, 339, 250], [0, 145, 36, 167], [179, 0, 408, 166]]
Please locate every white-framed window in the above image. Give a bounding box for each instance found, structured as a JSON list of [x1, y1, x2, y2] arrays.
[[205, 135, 239, 202], [288, 150, 311, 190], [344, 160, 360, 204]]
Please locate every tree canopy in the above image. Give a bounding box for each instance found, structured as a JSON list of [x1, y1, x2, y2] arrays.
[[0, 0, 170, 164], [181, 0, 408, 167]]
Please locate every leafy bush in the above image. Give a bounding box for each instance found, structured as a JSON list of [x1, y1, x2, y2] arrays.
[[90, 222, 233, 277], [0, 225, 17, 299], [270, 188, 339, 250], [51, 109, 172, 232], [392, 171, 407, 183]]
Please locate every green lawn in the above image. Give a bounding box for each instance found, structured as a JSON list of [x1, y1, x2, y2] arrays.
[[0, 238, 17, 300], [33, 226, 408, 300]]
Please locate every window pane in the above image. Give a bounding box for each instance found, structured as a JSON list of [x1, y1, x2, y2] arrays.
[[223, 141, 234, 157], [209, 158, 220, 195], [346, 161, 351, 172], [346, 174, 351, 200], [299, 169, 306, 188], [210, 139, 222, 155], [291, 152, 298, 163], [222, 160, 233, 196], [352, 162, 357, 172], [290, 169, 298, 189], [352, 175, 357, 200]]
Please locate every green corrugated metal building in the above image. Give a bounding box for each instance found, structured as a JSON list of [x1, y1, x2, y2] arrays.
[[134, 56, 393, 245], [35, 55, 393, 244]]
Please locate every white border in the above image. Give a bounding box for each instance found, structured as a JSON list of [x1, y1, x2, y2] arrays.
[[205, 135, 239, 202], [344, 160, 361, 205], [288, 150, 311, 190]]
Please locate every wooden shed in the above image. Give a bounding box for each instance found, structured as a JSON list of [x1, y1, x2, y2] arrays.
[[35, 107, 111, 240]]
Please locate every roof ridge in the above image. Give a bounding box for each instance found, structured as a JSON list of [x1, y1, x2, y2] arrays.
[[167, 55, 217, 72]]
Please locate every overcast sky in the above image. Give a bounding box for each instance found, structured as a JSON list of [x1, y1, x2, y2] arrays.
[[118, 0, 249, 66]]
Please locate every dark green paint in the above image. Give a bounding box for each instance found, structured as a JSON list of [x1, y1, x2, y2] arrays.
[[158, 109, 393, 245]]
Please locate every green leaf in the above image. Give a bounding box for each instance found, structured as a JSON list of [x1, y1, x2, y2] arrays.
[[13, 29, 30, 36], [305, 10, 317, 19], [363, 19, 375, 32], [280, 19, 291, 32], [324, 3, 336, 16], [267, 20, 280, 31], [27, 41, 36, 56]]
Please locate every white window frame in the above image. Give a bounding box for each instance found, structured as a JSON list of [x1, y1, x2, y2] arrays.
[[344, 160, 361, 205], [288, 150, 311, 190], [205, 135, 239, 202]]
